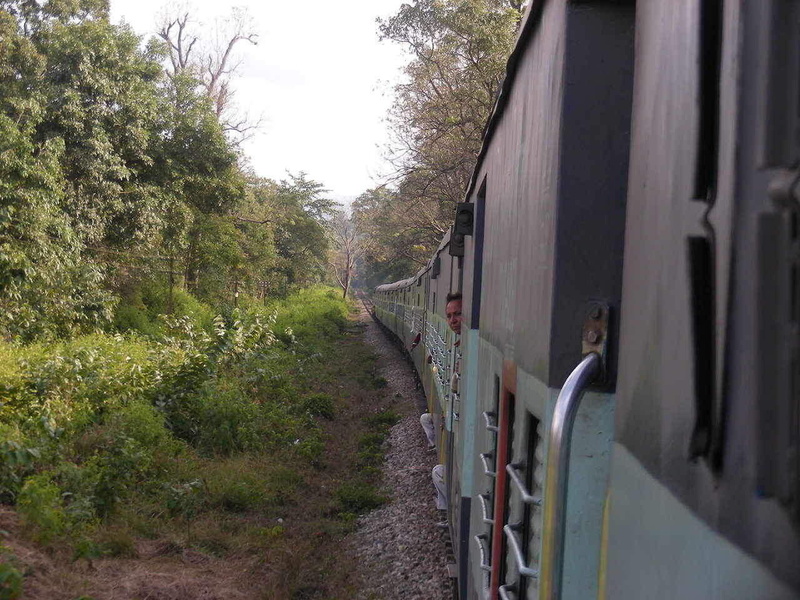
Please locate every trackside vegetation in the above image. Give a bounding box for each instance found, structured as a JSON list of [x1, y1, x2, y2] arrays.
[[0, 287, 398, 598]]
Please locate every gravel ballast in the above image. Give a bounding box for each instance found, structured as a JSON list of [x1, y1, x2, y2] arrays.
[[348, 309, 453, 600]]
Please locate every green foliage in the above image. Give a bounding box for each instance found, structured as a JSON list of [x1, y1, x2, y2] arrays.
[[0, 5, 339, 341], [358, 410, 400, 470], [0, 287, 351, 545], [301, 393, 335, 420], [268, 287, 349, 347], [203, 463, 269, 513], [355, 0, 523, 285], [112, 278, 217, 339], [364, 410, 401, 429], [164, 479, 205, 521], [0, 440, 40, 503], [17, 475, 68, 543], [335, 482, 387, 514], [0, 562, 22, 600], [357, 433, 387, 468]]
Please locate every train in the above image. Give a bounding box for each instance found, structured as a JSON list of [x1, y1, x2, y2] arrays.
[[370, 1, 800, 599]]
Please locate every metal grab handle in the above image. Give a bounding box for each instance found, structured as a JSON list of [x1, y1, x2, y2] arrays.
[[499, 584, 518, 600], [540, 352, 601, 600], [503, 523, 539, 578], [482, 411, 498, 432], [480, 452, 496, 477], [506, 462, 542, 505], [478, 493, 494, 524], [474, 534, 492, 572]]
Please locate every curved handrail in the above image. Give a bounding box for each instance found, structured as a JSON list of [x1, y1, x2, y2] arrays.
[[539, 352, 601, 600], [506, 462, 542, 506], [474, 534, 492, 572], [498, 583, 518, 600], [478, 492, 494, 525], [480, 452, 496, 477], [503, 523, 540, 578], [482, 411, 499, 432]]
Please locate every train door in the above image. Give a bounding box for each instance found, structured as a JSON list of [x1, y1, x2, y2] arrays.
[[603, 1, 800, 598]]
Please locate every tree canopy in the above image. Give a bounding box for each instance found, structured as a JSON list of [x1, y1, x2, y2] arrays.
[[0, 2, 331, 341], [356, 0, 523, 283]]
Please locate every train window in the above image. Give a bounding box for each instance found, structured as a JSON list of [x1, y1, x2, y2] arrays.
[[477, 375, 502, 593], [471, 179, 487, 329], [489, 378, 516, 595], [520, 414, 543, 599], [499, 393, 516, 586]]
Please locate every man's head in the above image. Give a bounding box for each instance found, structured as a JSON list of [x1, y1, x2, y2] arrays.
[[445, 292, 463, 335]]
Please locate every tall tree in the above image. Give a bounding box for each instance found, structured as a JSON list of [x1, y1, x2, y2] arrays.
[[358, 0, 522, 286], [0, 7, 115, 340]]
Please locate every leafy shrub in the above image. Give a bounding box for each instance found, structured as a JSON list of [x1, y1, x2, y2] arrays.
[[17, 475, 68, 543], [268, 287, 349, 348], [301, 393, 335, 420], [0, 440, 40, 503], [364, 410, 401, 430], [357, 433, 387, 468], [0, 285, 351, 536], [335, 482, 386, 514], [208, 477, 263, 513], [0, 562, 22, 600], [294, 432, 325, 463], [112, 302, 161, 338]]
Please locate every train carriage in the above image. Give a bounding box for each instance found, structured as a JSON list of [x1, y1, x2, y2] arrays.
[[372, 1, 800, 599]]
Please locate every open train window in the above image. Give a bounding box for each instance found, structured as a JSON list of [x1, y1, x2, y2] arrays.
[[489, 361, 517, 596], [520, 413, 543, 599], [477, 375, 502, 593]]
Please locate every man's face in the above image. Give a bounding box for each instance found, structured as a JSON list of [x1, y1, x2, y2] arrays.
[[445, 299, 463, 335]]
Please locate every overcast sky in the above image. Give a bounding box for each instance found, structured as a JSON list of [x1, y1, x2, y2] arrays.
[[110, 0, 408, 205]]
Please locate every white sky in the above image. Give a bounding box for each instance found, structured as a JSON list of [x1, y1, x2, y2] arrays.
[[110, 1, 409, 205]]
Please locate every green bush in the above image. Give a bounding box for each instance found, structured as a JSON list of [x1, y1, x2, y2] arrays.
[[0, 562, 23, 600], [364, 410, 401, 430], [193, 381, 261, 455], [207, 469, 266, 513], [0, 285, 352, 535], [335, 482, 386, 514], [17, 475, 68, 543], [0, 439, 40, 503], [301, 393, 335, 420]]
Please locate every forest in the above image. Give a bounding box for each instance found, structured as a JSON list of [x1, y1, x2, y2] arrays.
[[0, 0, 522, 597]]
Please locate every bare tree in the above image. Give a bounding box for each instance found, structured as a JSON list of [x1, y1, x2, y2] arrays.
[[327, 210, 364, 299], [158, 11, 198, 76], [158, 6, 260, 140]]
